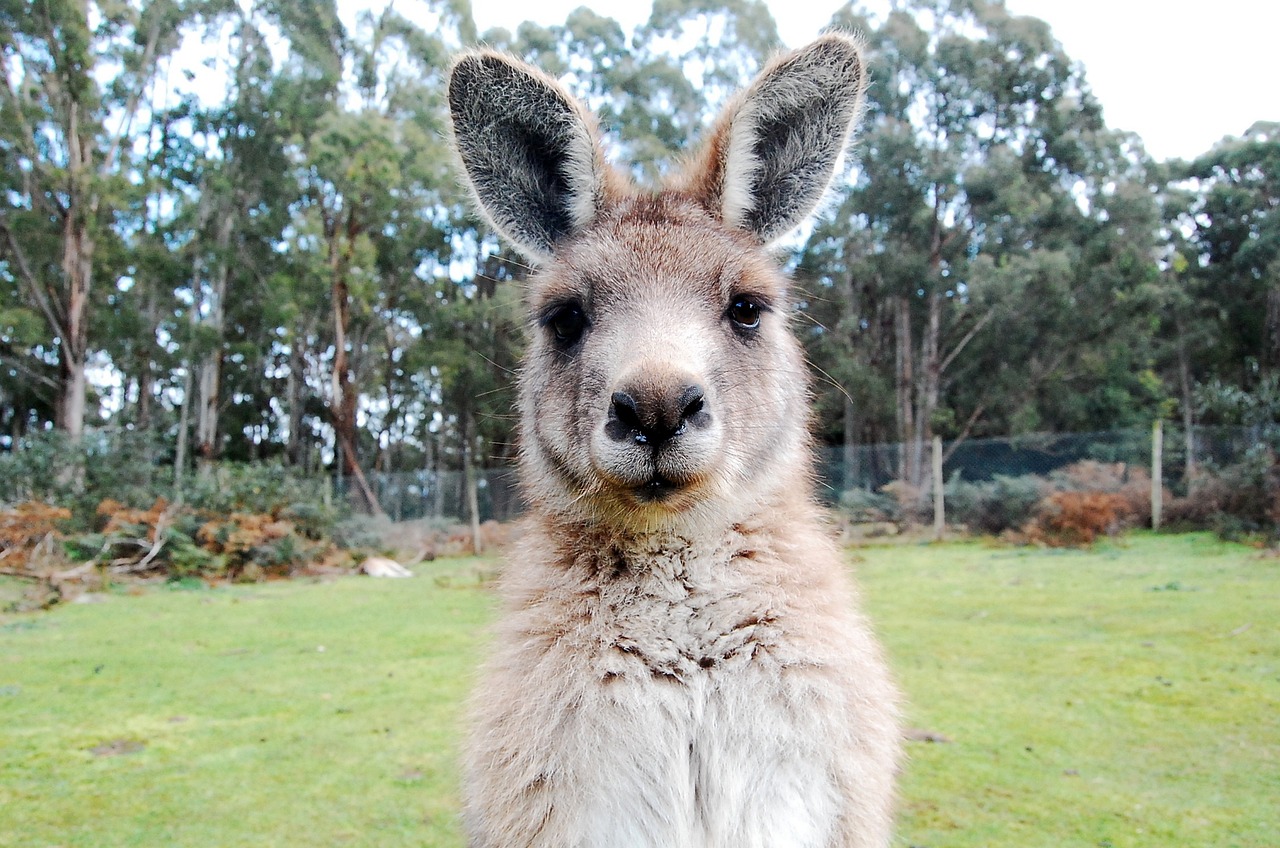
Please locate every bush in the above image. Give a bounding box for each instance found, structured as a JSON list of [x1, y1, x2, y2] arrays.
[[944, 473, 1048, 534], [1048, 460, 1156, 527], [838, 488, 899, 523], [0, 429, 171, 528], [1025, 491, 1130, 546], [195, 512, 319, 579], [182, 463, 339, 525], [1165, 447, 1280, 542]]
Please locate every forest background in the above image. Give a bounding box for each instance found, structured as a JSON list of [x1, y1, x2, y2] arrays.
[[1, 0, 1278, 566]]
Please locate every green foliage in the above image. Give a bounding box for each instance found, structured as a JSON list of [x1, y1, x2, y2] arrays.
[[0, 429, 167, 525], [1167, 445, 1280, 543], [1195, 373, 1280, 427], [837, 487, 899, 523], [943, 473, 1048, 534], [181, 462, 337, 523], [164, 529, 227, 579]]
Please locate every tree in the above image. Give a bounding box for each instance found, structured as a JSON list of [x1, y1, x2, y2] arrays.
[[0, 0, 227, 440], [801, 0, 1163, 485]]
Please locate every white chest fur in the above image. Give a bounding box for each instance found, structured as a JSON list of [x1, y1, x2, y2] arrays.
[[464, 532, 869, 848]]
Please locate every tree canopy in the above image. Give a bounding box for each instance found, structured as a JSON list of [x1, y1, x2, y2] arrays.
[[1, 0, 1274, 510]]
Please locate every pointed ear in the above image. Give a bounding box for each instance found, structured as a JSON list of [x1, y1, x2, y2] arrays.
[[689, 33, 867, 245], [448, 51, 610, 262]]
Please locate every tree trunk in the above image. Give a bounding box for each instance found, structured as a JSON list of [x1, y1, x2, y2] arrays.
[[918, 286, 942, 486], [173, 356, 194, 502], [195, 212, 234, 474], [429, 433, 444, 519], [915, 199, 949, 489], [461, 404, 483, 554], [57, 106, 94, 441], [328, 211, 383, 517], [286, 319, 308, 468]]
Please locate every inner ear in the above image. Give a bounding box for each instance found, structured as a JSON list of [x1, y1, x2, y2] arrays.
[[692, 34, 867, 245], [449, 52, 607, 261]]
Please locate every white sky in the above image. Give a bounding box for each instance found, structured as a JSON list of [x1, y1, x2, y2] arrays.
[[468, 0, 1279, 163]]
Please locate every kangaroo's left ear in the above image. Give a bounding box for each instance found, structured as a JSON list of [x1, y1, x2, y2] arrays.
[[686, 33, 867, 245]]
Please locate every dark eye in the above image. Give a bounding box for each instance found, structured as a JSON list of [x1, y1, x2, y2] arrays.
[[542, 302, 587, 347], [727, 296, 762, 331]]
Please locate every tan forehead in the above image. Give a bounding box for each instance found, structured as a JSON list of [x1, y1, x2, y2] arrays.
[[531, 194, 786, 311]]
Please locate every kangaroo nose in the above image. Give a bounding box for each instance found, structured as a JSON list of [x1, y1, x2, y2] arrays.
[[609, 384, 707, 447]]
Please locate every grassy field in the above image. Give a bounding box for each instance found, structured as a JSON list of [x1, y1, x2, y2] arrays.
[[1, 533, 1276, 847]]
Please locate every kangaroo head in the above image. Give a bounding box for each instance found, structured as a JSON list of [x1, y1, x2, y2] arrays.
[[449, 35, 866, 530]]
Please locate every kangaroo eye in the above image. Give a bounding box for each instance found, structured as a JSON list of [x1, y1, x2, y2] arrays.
[[543, 302, 588, 347], [727, 297, 762, 331]]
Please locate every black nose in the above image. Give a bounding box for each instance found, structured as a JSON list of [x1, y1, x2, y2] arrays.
[[608, 384, 707, 447]]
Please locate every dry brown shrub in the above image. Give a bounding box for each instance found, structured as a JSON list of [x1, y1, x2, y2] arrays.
[[97, 498, 171, 540], [1024, 491, 1130, 547], [0, 502, 71, 549], [1053, 461, 1160, 527], [198, 513, 292, 556]]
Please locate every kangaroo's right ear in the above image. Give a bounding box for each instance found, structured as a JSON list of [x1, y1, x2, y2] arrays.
[[448, 51, 609, 263]]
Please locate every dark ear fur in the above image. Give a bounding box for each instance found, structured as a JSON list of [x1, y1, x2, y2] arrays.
[[691, 33, 867, 244], [448, 52, 607, 261]]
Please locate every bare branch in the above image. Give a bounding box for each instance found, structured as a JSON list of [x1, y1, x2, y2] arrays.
[[939, 309, 995, 374], [103, 13, 163, 175], [0, 211, 67, 340]]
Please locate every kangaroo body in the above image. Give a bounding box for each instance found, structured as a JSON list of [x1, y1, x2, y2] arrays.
[[448, 34, 901, 848]]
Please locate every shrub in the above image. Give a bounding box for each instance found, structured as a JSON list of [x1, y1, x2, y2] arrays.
[[944, 474, 1048, 535], [195, 512, 320, 579], [838, 488, 899, 523], [166, 530, 227, 578], [1165, 447, 1280, 542], [0, 502, 74, 572], [1049, 460, 1156, 527], [0, 430, 170, 528], [1025, 491, 1130, 547]]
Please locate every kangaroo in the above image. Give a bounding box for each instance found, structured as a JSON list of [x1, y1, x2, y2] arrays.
[[448, 33, 901, 848]]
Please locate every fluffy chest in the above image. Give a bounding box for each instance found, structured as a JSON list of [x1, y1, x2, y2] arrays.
[[571, 543, 788, 682]]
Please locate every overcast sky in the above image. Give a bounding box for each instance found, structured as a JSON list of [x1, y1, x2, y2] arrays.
[[467, 0, 1279, 163]]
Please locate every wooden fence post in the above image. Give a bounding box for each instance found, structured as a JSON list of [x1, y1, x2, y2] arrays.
[[933, 435, 944, 541], [1151, 419, 1163, 531]]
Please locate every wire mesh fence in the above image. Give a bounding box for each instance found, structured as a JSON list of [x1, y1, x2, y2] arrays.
[[338, 424, 1276, 529], [338, 466, 525, 524], [818, 425, 1274, 502]]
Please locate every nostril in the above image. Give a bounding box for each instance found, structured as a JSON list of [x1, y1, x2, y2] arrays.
[[611, 391, 642, 429], [678, 385, 706, 422]]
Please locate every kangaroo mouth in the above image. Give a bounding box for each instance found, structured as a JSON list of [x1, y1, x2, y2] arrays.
[[634, 474, 681, 502]]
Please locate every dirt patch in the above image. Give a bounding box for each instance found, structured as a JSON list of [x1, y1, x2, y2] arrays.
[[90, 738, 146, 757]]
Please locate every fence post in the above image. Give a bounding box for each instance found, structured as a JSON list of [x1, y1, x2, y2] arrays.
[[1151, 419, 1163, 531], [932, 435, 944, 541]]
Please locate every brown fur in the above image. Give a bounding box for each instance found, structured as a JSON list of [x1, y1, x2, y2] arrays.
[[449, 33, 901, 848]]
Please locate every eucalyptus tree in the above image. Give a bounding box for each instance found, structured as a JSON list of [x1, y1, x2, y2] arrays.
[[1181, 122, 1280, 383], [0, 0, 228, 440], [282, 2, 478, 514], [802, 0, 1162, 483]]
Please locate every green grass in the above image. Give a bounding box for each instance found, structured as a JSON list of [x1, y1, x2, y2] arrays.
[[0, 564, 496, 847], [859, 533, 1279, 848], [2, 534, 1276, 846]]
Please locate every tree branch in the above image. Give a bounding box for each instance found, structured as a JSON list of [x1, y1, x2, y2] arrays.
[[0, 211, 68, 341], [103, 13, 163, 175], [940, 308, 995, 374]]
